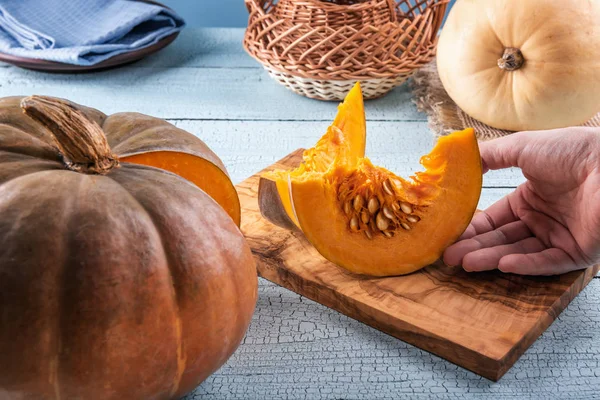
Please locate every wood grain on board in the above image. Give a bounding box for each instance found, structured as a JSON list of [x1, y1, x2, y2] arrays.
[[237, 149, 600, 381]]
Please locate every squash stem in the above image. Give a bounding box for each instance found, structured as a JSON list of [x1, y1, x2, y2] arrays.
[[20, 96, 119, 175], [497, 47, 525, 71]]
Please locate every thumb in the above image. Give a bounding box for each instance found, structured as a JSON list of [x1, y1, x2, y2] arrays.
[[479, 131, 535, 172]]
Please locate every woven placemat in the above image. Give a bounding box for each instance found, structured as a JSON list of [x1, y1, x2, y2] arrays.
[[411, 62, 600, 140]]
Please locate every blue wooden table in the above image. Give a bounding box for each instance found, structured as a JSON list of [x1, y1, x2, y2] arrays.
[[1, 28, 598, 399]]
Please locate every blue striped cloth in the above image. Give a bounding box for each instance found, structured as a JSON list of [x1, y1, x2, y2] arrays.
[[0, 0, 185, 66]]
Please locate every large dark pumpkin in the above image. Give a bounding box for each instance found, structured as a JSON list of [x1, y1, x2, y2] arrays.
[[0, 96, 257, 399]]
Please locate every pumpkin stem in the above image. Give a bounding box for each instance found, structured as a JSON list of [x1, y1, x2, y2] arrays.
[[21, 96, 119, 175], [498, 47, 525, 71]]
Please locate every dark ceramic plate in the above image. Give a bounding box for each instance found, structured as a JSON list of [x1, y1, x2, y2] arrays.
[[0, 0, 180, 72]]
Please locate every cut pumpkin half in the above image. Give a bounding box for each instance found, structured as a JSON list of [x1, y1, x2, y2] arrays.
[[259, 83, 482, 276], [121, 151, 241, 226], [94, 111, 243, 226]]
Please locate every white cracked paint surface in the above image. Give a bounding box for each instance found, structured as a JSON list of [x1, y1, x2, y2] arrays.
[[184, 278, 600, 399]]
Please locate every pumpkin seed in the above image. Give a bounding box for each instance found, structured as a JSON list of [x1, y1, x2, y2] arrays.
[[389, 177, 402, 190], [401, 222, 411, 231], [343, 200, 352, 216], [382, 179, 394, 196], [353, 194, 365, 211], [382, 205, 395, 220], [407, 215, 420, 223], [367, 197, 380, 215], [376, 212, 390, 231], [361, 210, 370, 224], [383, 230, 394, 238], [400, 202, 413, 215], [350, 215, 360, 232], [391, 202, 400, 212], [364, 229, 373, 240]]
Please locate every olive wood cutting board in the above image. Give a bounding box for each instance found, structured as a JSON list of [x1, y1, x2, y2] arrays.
[[236, 149, 599, 381]]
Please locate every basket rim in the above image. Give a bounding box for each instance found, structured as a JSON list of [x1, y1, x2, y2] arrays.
[[252, 0, 449, 17], [273, 0, 397, 13]]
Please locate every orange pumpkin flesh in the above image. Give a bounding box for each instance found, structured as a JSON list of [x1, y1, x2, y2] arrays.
[[122, 151, 241, 226], [291, 128, 482, 276], [304, 81, 366, 169], [259, 83, 482, 276], [263, 82, 367, 227]]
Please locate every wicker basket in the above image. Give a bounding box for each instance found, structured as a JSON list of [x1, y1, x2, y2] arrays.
[[244, 0, 449, 101]]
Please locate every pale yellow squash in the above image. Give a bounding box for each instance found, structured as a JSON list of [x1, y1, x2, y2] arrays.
[[437, 0, 600, 131]]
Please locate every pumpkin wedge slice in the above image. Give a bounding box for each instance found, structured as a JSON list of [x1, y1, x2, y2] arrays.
[[258, 82, 482, 276], [289, 128, 482, 276], [261, 82, 367, 228]]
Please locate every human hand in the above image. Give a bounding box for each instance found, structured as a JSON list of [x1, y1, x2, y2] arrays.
[[443, 128, 600, 275]]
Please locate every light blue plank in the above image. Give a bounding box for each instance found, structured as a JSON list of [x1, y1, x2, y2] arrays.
[[171, 119, 526, 190], [134, 28, 258, 68], [0, 66, 424, 121]]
